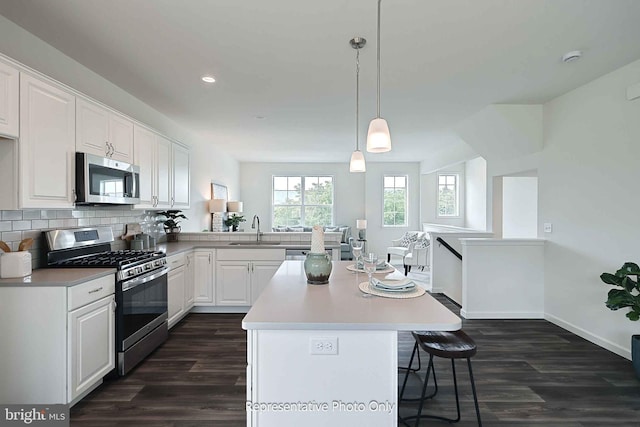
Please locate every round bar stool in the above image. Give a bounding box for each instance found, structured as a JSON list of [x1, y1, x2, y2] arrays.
[[399, 330, 482, 426]]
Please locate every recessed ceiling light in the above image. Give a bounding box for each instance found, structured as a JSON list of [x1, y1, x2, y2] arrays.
[[255, 116, 265, 120], [201, 75, 216, 83], [562, 50, 582, 63]]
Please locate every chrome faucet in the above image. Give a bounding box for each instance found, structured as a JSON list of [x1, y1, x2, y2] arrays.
[[251, 215, 262, 241]]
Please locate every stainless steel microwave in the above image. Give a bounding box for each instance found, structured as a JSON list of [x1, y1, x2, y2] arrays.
[[75, 152, 140, 205]]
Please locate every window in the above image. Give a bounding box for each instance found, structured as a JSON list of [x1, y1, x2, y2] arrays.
[[437, 173, 459, 217], [383, 175, 407, 227], [272, 176, 334, 226]]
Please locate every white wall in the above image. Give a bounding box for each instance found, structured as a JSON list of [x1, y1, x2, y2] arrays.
[[464, 157, 487, 230], [540, 57, 640, 359], [420, 162, 465, 228], [0, 15, 239, 232], [239, 162, 366, 232], [502, 176, 538, 238]]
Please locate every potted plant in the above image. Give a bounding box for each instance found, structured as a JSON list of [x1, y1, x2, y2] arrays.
[[224, 214, 246, 232], [600, 262, 640, 379], [157, 210, 188, 242]]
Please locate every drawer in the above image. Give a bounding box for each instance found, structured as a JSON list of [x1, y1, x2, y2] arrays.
[[167, 253, 186, 269], [68, 275, 115, 311]]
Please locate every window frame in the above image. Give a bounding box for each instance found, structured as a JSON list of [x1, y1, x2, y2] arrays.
[[436, 172, 460, 218], [382, 174, 408, 228], [271, 175, 335, 227]]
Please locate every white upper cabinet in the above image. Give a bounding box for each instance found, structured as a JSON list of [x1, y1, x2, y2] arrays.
[[133, 126, 189, 210], [171, 143, 190, 208], [19, 73, 76, 208], [156, 135, 172, 208], [133, 124, 156, 208], [76, 97, 133, 162], [0, 61, 19, 138]]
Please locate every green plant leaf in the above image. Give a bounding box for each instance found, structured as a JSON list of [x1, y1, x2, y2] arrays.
[[620, 276, 639, 293], [605, 289, 635, 310], [616, 262, 640, 277], [626, 310, 639, 321], [600, 272, 623, 287]]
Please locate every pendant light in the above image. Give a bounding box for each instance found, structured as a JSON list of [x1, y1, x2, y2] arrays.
[[367, 0, 392, 153], [349, 37, 366, 173]]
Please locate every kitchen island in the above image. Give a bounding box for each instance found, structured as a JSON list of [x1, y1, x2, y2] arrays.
[[242, 261, 461, 427]]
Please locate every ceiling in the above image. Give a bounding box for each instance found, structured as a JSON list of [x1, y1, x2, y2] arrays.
[[1, 0, 640, 164]]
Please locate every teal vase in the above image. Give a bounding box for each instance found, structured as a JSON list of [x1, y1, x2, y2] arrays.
[[304, 252, 332, 285]]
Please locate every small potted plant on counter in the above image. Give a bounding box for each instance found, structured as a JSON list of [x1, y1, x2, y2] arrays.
[[224, 214, 246, 232], [600, 262, 640, 379], [157, 210, 188, 242]]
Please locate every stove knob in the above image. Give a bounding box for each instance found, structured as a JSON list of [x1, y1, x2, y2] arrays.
[[145, 264, 151, 270], [128, 270, 135, 277]]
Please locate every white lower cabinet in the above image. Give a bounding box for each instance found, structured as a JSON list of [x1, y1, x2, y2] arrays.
[[194, 249, 215, 305], [167, 252, 195, 328], [216, 249, 285, 306], [168, 263, 186, 328], [216, 261, 252, 305], [68, 294, 115, 402], [0, 274, 115, 405]]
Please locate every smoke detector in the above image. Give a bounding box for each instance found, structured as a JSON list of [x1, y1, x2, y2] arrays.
[[562, 50, 582, 63]]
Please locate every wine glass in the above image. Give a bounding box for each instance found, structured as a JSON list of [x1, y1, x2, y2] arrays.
[[351, 240, 363, 268], [363, 253, 378, 296]]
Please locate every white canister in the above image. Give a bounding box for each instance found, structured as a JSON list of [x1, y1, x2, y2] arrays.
[[0, 252, 32, 278]]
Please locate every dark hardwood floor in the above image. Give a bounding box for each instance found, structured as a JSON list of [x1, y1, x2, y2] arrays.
[[71, 295, 640, 426]]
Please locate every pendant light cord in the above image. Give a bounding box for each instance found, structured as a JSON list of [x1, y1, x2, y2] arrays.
[[376, 0, 382, 118], [356, 47, 360, 151]]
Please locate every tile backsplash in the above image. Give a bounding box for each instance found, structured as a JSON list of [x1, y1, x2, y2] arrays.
[[0, 206, 152, 268]]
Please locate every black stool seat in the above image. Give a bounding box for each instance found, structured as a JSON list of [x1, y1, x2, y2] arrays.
[[400, 329, 482, 426], [412, 330, 477, 359]]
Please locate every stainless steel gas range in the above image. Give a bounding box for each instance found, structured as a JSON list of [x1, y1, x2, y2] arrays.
[[44, 226, 169, 375]]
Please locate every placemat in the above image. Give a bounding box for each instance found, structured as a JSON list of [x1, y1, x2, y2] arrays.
[[358, 281, 426, 299], [347, 264, 395, 274]]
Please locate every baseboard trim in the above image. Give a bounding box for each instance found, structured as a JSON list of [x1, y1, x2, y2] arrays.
[[544, 313, 631, 360], [460, 309, 544, 319], [190, 306, 250, 314]]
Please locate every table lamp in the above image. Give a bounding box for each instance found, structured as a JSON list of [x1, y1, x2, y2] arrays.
[[209, 199, 227, 232], [356, 219, 367, 240]]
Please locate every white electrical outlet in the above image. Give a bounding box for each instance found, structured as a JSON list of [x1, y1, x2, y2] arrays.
[[544, 223, 553, 233], [310, 337, 338, 355]]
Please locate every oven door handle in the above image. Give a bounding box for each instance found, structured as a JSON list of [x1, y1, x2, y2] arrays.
[[121, 266, 170, 291]]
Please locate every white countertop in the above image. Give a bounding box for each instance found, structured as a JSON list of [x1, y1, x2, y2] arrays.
[[0, 268, 115, 287], [242, 261, 461, 331]]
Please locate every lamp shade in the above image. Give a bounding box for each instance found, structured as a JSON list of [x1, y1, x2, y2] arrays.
[[366, 117, 391, 153], [227, 201, 243, 213], [209, 199, 227, 213], [349, 150, 366, 173], [356, 219, 367, 229]]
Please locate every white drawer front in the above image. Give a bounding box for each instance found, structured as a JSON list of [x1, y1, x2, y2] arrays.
[[68, 275, 115, 311], [167, 253, 186, 269]]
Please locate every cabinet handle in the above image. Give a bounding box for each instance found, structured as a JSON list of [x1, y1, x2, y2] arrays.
[[72, 188, 77, 202], [208, 253, 212, 263], [247, 264, 250, 273], [171, 196, 175, 207], [251, 263, 254, 273], [105, 141, 110, 156], [112, 300, 117, 311], [88, 287, 103, 294]]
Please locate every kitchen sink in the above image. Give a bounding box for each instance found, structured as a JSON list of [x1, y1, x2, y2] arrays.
[[228, 241, 281, 245]]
